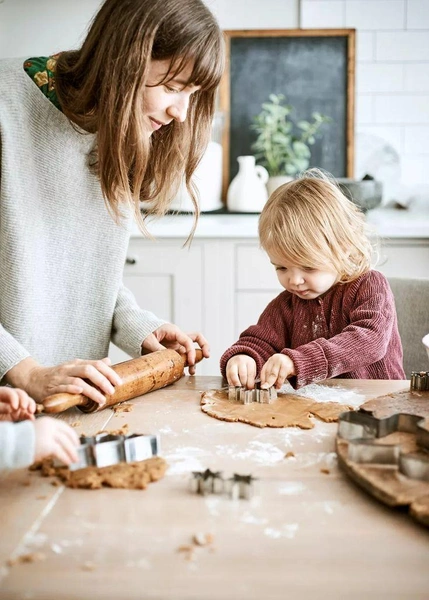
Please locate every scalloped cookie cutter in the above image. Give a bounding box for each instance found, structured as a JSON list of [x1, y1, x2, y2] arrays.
[[228, 381, 277, 404]]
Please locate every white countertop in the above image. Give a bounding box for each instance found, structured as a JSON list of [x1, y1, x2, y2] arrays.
[[131, 207, 429, 239]]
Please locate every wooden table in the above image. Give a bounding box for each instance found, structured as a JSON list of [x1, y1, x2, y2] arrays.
[[1, 378, 428, 599]]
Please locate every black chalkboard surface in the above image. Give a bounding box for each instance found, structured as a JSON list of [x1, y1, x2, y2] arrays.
[[219, 29, 355, 199]]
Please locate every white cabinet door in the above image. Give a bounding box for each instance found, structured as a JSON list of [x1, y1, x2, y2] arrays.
[[109, 240, 204, 367], [377, 240, 429, 278]]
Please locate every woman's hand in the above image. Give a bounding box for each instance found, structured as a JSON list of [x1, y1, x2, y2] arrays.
[[0, 387, 36, 422], [260, 354, 295, 390], [226, 354, 257, 389], [5, 357, 123, 406], [34, 417, 80, 465], [142, 324, 210, 375]]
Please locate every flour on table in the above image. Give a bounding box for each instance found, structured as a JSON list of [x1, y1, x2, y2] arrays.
[[214, 441, 285, 464], [164, 446, 206, 475], [264, 524, 299, 539], [281, 382, 365, 408], [278, 481, 306, 495]]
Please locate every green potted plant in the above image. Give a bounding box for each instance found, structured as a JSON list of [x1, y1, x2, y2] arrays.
[[251, 93, 331, 195]]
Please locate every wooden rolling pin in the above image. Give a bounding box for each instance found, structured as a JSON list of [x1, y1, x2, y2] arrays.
[[42, 348, 203, 414]]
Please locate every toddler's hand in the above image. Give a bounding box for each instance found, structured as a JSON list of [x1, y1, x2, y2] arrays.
[[34, 418, 80, 465], [0, 387, 36, 422], [260, 354, 295, 390], [226, 355, 257, 389]]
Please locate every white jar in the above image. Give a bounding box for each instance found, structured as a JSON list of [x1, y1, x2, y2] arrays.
[[226, 155, 269, 213]]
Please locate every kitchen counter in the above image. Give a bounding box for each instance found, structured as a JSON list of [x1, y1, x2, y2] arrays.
[[1, 377, 428, 600], [132, 207, 429, 239]]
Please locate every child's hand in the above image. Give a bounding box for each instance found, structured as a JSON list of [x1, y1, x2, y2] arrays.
[[260, 354, 295, 389], [34, 418, 80, 465], [226, 355, 257, 389], [0, 388, 36, 422]]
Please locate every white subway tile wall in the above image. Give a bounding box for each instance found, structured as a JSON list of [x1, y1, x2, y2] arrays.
[[302, 0, 429, 185]]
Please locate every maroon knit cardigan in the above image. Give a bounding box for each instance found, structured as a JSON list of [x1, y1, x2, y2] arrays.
[[220, 270, 405, 389]]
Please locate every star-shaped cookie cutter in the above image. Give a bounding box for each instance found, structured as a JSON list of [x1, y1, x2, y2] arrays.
[[226, 473, 258, 500], [189, 469, 258, 499], [69, 432, 160, 471], [189, 468, 225, 495]]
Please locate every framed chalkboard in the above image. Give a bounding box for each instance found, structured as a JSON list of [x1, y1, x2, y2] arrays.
[[219, 29, 355, 200]]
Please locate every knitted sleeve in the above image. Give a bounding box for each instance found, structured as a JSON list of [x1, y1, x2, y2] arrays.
[[0, 326, 31, 382], [0, 131, 31, 380], [111, 283, 167, 357], [0, 420, 35, 471], [282, 271, 397, 388], [220, 292, 291, 377]]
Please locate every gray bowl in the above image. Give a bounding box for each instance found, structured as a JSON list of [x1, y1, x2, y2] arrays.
[[337, 178, 383, 212]]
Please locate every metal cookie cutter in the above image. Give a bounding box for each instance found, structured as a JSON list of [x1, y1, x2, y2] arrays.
[[410, 371, 429, 391], [189, 469, 224, 495], [228, 381, 277, 404], [337, 411, 429, 481], [69, 432, 160, 471], [226, 474, 258, 500], [190, 470, 257, 500]]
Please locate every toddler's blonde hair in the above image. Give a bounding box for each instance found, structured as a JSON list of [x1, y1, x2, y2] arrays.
[[258, 169, 375, 283]]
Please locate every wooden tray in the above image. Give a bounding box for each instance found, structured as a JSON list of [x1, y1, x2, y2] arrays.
[[336, 388, 429, 528]]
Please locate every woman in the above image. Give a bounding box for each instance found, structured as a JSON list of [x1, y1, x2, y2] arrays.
[[0, 0, 224, 406]]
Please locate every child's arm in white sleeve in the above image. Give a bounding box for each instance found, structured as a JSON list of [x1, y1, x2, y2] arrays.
[[0, 420, 35, 470]]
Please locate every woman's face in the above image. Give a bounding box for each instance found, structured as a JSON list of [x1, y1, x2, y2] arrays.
[[143, 59, 201, 136]]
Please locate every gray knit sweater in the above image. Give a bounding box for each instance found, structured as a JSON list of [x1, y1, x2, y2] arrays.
[[0, 58, 165, 379]]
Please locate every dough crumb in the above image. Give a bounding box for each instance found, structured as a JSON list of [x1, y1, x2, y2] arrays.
[[7, 552, 46, 567], [97, 424, 129, 436], [71, 421, 81, 427], [285, 451, 295, 459], [192, 532, 214, 547], [82, 561, 97, 571], [21, 480, 31, 487], [320, 468, 330, 475], [112, 403, 133, 413], [177, 533, 215, 560], [36, 495, 47, 500], [177, 545, 195, 561]]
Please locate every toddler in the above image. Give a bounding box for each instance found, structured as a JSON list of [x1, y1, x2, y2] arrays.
[[221, 170, 405, 390], [0, 387, 79, 470]]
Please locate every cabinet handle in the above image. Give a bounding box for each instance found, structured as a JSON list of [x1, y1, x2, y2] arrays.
[[125, 257, 137, 265]]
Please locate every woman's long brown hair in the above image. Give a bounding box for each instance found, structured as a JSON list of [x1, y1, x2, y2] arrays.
[[55, 0, 225, 241]]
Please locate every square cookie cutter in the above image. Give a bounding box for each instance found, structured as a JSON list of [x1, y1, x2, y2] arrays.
[[69, 433, 160, 471]]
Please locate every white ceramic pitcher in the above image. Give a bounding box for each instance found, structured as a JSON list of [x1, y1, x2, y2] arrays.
[[226, 155, 269, 213]]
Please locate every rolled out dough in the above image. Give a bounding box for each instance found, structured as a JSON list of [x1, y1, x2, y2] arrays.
[[200, 388, 353, 429]]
